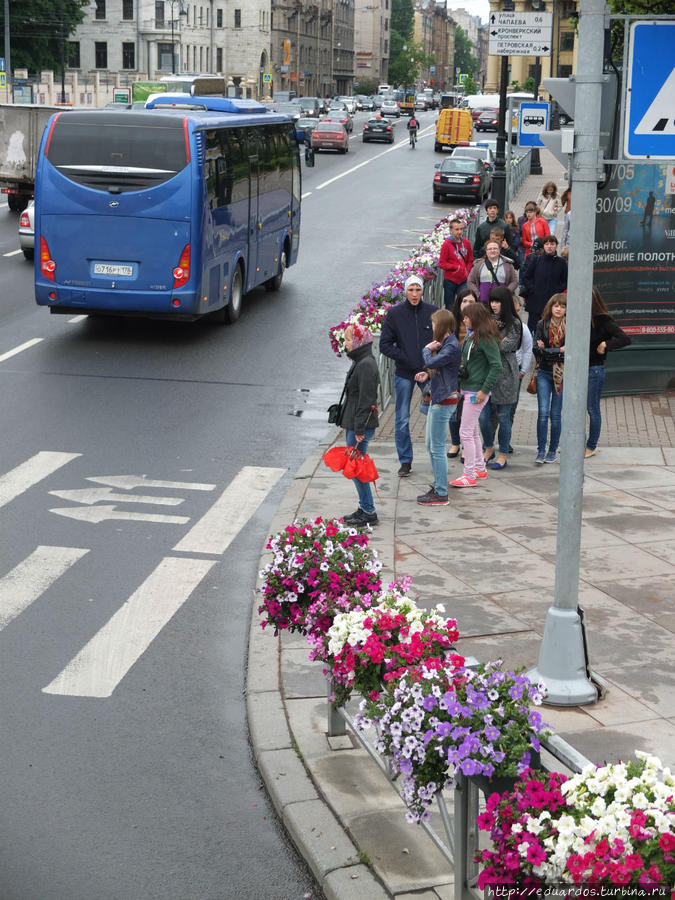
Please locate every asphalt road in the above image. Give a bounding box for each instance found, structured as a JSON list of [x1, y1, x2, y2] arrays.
[[0, 107, 464, 900]]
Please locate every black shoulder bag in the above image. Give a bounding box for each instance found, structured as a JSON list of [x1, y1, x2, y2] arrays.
[[327, 379, 348, 425]]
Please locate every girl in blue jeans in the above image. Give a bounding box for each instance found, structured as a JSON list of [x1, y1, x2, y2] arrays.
[[533, 294, 567, 464], [417, 309, 461, 505]]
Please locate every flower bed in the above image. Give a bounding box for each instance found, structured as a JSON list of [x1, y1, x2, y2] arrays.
[[328, 208, 478, 357]]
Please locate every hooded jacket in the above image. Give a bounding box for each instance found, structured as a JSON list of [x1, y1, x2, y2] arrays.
[[439, 236, 473, 285], [339, 343, 380, 433], [379, 298, 435, 379]]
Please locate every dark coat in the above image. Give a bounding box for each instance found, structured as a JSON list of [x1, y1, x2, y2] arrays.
[[473, 216, 513, 255], [534, 318, 565, 372], [589, 314, 631, 366], [379, 299, 435, 379], [339, 343, 380, 433], [522, 252, 568, 316]]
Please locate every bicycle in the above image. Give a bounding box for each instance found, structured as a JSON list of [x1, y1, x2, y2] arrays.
[[409, 129, 417, 149]]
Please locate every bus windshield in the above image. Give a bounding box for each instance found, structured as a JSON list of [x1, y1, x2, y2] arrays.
[[46, 115, 188, 191]]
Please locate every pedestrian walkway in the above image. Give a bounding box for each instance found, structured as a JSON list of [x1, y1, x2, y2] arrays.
[[246, 151, 675, 900]]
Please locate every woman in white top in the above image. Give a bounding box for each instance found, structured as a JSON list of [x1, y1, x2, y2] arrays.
[[536, 181, 561, 236]]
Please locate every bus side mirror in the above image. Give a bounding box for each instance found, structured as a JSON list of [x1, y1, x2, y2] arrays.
[[305, 146, 315, 167]]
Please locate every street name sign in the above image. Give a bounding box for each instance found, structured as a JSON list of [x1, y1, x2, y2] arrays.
[[624, 20, 675, 160], [488, 11, 553, 57], [519, 101, 550, 147]]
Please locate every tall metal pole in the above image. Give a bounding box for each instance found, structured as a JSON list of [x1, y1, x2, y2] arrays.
[[59, 0, 66, 103], [527, 0, 605, 706], [3, 0, 11, 100], [491, 53, 509, 210], [171, 8, 175, 74]]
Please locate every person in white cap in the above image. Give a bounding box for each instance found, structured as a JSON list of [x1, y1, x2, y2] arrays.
[[379, 275, 436, 477]]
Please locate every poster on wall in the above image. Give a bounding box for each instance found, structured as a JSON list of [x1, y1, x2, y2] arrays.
[[592, 162, 675, 343]]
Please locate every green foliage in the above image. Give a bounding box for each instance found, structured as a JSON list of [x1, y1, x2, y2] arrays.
[[605, 0, 673, 60], [391, 0, 414, 43], [454, 26, 478, 81], [1, 0, 89, 73], [388, 41, 434, 90], [355, 77, 379, 96], [463, 75, 478, 95]]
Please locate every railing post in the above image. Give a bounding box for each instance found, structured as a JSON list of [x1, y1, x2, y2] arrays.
[[327, 683, 346, 737]]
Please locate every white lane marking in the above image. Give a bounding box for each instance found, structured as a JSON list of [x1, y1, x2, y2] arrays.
[[50, 504, 190, 524], [0, 338, 44, 363], [0, 546, 89, 631], [68, 315, 88, 324], [0, 451, 81, 510], [87, 475, 215, 491], [42, 556, 216, 697], [301, 191, 312, 199], [173, 465, 285, 556], [50, 487, 185, 506], [3, 249, 23, 257]]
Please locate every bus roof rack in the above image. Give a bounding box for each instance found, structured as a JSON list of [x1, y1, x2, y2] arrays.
[[146, 95, 269, 114]]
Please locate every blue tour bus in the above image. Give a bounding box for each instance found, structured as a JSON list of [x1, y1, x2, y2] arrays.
[[34, 96, 301, 323]]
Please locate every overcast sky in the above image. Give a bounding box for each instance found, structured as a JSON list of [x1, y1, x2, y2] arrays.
[[446, 0, 490, 25]]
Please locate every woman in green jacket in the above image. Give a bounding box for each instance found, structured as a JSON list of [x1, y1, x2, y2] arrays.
[[452, 303, 502, 487]]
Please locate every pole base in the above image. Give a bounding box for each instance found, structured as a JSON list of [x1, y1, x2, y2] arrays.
[[530, 148, 543, 176], [527, 606, 598, 706]]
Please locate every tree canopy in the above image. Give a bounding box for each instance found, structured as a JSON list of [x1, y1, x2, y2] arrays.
[[453, 26, 478, 82], [0, 0, 89, 73]]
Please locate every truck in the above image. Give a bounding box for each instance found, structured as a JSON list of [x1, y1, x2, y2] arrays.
[[399, 89, 416, 116], [434, 108, 473, 152], [0, 103, 65, 212]]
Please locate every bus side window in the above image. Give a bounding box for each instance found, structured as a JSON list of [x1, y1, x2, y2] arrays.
[[229, 128, 249, 205]]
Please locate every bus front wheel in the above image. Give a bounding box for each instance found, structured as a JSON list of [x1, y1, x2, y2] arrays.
[[265, 247, 287, 292]]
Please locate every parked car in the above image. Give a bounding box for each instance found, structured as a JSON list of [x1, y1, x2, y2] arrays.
[[324, 110, 353, 133], [380, 98, 400, 117], [362, 117, 395, 144], [433, 156, 491, 203], [449, 143, 495, 172], [295, 117, 320, 145], [18, 199, 34, 260], [475, 110, 499, 132], [311, 121, 349, 153], [338, 96, 357, 114]]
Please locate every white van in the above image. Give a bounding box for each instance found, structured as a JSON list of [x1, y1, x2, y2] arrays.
[[377, 84, 392, 95]]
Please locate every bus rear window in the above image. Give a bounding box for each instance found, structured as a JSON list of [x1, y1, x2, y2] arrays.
[[46, 118, 189, 192]]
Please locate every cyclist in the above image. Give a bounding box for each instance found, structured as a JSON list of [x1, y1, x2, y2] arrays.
[[407, 114, 419, 147]]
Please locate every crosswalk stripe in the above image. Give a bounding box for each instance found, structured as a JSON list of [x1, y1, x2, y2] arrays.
[[172, 465, 285, 556], [0, 546, 89, 631], [42, 556, 216, 698], [0, 451, 81, 510]]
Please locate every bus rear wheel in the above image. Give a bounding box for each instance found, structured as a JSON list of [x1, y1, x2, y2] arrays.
[[265, 247, 287, 292], [215, 263, 243, 324]]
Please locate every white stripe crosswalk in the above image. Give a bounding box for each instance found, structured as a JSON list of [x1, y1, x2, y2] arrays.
[[0, 452, 285, 698]]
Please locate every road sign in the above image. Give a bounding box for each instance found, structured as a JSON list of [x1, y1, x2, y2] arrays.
[[518, 101, 550, 147], [488, 11, 552, 57], [113, 87, 131, 104], [0, 58, 4, 70], [624, 21, 675, 160], [263, 72, 272, 83], [0, 73, 5, 88]]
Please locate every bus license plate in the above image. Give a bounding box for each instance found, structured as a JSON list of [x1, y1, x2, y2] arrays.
[[93, 263, 133, 277]]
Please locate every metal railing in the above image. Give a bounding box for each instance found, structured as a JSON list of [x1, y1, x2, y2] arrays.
[[505, 147, 533, 210], [326, 691, 592, 900]]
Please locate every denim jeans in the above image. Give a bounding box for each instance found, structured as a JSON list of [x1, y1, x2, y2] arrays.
[[536, 369, 563, 454], [425, 402, 453, 494], [546, 218, 558, 236], [449, 403, 461, 446], [586, 365, 606, 450], [344, 428, 376, 514], [443, 279, 467, 310], [394, 374, 425, 465], [479, 398, 513, 455]]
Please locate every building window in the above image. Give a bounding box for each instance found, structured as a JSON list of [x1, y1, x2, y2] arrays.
[[559, 64, 573, 77], [122, 0, 134, 19], [528, 64, 537, 79], [560, 31, 575, 52], [158, 42, 173, 69], [68, 41, 80, 68], [122, 42, 135, 69], [95, 0, 106, 19], [217, 8, 223, 27], [95, 42, 108, 68], [216, 47, 222, 69], [155, 2, 164, 28], [234, 8, 241, 29]]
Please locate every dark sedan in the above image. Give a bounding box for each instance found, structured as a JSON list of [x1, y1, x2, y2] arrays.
[[433, 156, 490, 203], [323, 110, 353, 133], [362, 117, 394, 144], [475, 110, 499, 132]]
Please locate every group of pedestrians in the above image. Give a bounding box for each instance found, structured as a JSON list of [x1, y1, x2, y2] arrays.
[[333, 198, 630, 523]]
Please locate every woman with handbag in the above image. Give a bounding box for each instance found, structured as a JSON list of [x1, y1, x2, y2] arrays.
[[338, 324, 380, 527], [447, 286, 479, 459], [467, 239, 518, 305], [416, 309, 461, 506], [533, 293, 567, 465], [452, 303, 502, 488]]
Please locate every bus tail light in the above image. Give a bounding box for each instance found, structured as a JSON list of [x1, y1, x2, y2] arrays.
[[172, 244, 191, 288], [40, 237, 56, 281]]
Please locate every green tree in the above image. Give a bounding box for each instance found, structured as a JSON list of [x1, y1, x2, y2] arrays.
[[0, 0, 89, 73], [453, 26, 478, 82], [605, 0, 672, 58], [391, 0, 414, 43], [388, 42, 434, 90], [355, 77, 379, 96], [462, 75, 478, 96]]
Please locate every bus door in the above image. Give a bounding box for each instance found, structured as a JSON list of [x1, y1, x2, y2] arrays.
[[248, 153, 260, 289]]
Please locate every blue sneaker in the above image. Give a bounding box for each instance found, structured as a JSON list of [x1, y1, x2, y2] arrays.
[[535, 452, 546, 465], [544, 451, 558, 463]]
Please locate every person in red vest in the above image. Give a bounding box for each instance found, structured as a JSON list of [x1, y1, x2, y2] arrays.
[[439, 218, 474, 310]]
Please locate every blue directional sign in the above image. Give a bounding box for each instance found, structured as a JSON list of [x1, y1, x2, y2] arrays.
[[518, 101, 549, 147], [625, 21, 675, 160]]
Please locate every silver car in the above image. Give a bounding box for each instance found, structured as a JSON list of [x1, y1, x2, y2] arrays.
[[380, 99, 400, 118], [338, 96, 357, 115], [18, 199, 35, 260]]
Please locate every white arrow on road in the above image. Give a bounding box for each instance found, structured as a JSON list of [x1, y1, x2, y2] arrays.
[[86, 475, 215, 491], [50, 505, 190, 524], [49, 487, 185, 506]]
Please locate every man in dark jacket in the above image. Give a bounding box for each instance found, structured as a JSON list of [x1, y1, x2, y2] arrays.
[[521, 234, 568, 333], [379, 274, 435, 476], [473, 199, 513, 256]]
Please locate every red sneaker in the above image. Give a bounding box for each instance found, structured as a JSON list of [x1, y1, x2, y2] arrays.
[[475, 470, 488, 480], [450, 474, 477, 488]]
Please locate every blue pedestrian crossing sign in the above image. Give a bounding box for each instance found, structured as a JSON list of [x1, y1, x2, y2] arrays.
[[625, 21, 675, 160]]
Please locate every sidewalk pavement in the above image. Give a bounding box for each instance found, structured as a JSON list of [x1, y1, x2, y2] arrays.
[[246, 153, 675, 900]]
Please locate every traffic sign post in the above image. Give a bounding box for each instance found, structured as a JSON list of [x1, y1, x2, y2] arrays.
[[518, 101, 549, 147], [488, 10, 552, 56], [624, 20, 675, 160]]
